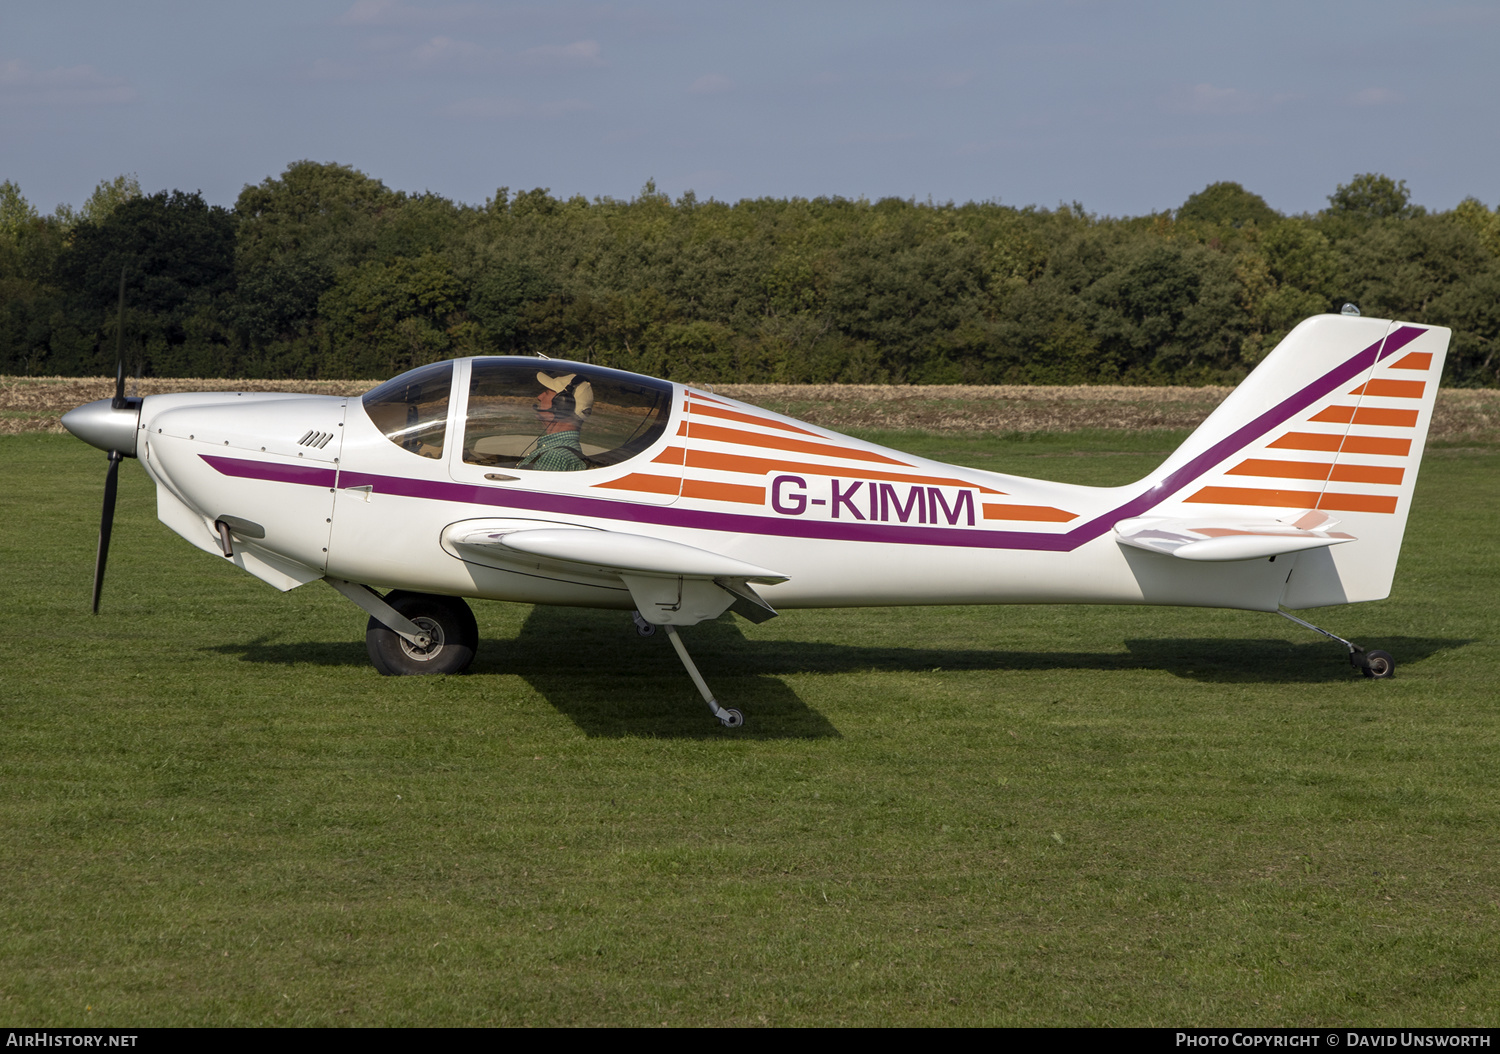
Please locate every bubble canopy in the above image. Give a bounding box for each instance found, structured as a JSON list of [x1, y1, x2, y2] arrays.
[[361, 358, 675, 470]]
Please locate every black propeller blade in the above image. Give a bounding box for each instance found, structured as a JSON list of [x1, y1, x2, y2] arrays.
[[93, 451, 122, 614], [94, 266, 129, 614]]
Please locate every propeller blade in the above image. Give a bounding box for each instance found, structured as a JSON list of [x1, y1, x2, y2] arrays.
[[92, 451, 122, 614], [112, 266, 127, 408]]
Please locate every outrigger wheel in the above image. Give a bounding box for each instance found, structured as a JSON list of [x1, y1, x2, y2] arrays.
[[1358, 649, 1396, 679], [1278, 611, 1396, 681], [366, 590, 478, 676]]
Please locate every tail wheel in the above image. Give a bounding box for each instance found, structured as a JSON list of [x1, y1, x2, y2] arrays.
[[1361, 649, 1395, 679], [366, 591, 478, 676]]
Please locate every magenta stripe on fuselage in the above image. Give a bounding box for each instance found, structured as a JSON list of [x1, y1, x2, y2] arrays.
[[199, 326, 1423, 553]]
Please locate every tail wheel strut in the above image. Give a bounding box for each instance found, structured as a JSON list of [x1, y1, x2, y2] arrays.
[[1277, 610, 1395, 679]]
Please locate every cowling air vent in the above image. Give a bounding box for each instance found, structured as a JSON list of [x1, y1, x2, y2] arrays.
[[298, 429, 335, 449]]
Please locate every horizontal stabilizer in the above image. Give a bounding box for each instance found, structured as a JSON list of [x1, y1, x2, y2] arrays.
[[1115, 511, 1355, 562], [460, 526, 788, 583]]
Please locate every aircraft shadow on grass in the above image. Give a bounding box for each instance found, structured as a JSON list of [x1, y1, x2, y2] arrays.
[[209, 605, 1471, 738]]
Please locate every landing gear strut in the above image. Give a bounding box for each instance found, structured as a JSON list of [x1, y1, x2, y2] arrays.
[[662, 623, 743, 728], [326, 579, 478, 676], [1277, 610, 1395, 679]]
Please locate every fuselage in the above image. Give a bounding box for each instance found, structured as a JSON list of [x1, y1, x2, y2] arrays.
[[117, 355, 1305, 614]]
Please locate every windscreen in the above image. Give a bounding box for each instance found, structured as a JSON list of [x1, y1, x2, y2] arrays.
[[361, 361, 454, 459]]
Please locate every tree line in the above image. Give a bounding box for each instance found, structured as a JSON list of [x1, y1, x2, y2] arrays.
[[2, 164, 1498, 386]]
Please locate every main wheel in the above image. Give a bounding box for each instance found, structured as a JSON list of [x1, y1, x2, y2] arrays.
[[366, 591, 479, 676], [1361, 649, 1395, 679]]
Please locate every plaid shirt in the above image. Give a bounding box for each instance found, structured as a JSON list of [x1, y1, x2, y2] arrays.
[[517, 430, 589, 472]]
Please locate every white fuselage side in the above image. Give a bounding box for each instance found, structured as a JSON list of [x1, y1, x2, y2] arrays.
[[129, 317, 1449, 618]]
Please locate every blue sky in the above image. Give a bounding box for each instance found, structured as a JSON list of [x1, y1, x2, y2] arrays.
[[3, 1, 1496, 217]]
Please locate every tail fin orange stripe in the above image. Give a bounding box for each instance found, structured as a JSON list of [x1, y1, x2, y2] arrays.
[[1186, 486, 1397, 514], [1227, 459, 1332, 481], [1329, 464, 1404, 485], [1318, 492, 1398, 514], [1186, 486, 1323, 507], [1309, 405, 1418, 427], [1390, 351, 1433, 370], [1268, 432, 1342, 452], [1341, 435, 1411, 456], [1268, 432, 1411, 456], [1348, 379, 1426, 398]]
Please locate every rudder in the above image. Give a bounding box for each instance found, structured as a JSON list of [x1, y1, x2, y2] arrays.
[[1133, 314, 1449, 608]]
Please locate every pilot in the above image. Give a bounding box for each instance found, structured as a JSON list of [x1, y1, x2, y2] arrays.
[[517, 371, 594, 471]]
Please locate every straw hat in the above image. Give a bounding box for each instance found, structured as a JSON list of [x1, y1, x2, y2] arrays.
[[536, 372, 594, 419]]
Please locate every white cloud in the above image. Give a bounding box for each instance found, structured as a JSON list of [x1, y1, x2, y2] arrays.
[[690, 74, 733, 94], [0, 60, 134, 106], [521, 40, 604, 68], [1349, 87, 1401, 106], [1163, 82, 1263, 116]]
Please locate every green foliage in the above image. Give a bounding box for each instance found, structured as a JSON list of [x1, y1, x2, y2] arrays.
[[2, 167, 1498, 385], [319, 252, 466, 376], [50, 190, 236, 375], [1177, 181, 1281, 228], [1327, 173, 1417, 221], [0, 180, 40, 243], [52, 174, 142, 230], [1452, 197, 1500, 257]]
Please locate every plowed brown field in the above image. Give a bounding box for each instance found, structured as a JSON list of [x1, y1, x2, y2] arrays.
[[6, 376, 1499, 441]]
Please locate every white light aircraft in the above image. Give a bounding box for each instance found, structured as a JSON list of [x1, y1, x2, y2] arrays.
[[64, 313, 1449, 727]]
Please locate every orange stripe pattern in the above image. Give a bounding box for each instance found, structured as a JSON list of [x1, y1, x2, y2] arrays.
[[686, 400, 825, 437], [982, 504, 1078, 523], [591, 389, 1084, 521], [677, 419, 914, 465], [1349, 379, 1426, 398], [1183, 333, 1436, 515], [1309, 405, 1419, 427], [653, 446, 1003, 494], [1267, 433, 1411, 456], [1186, 486, 1398, 514]]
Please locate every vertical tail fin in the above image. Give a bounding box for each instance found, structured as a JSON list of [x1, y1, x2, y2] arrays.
[[1138, 314, 1449, 607]]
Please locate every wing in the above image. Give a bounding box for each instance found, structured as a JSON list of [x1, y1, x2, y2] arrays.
[[452, 525, 787, 625], [1114, 510, 1356, 562]]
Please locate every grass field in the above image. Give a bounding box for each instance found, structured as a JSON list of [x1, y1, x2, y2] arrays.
[[2, 427, 1497, 1026]]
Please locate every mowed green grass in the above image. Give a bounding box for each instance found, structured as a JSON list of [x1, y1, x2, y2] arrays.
[[1, 431, 1497, 1027]]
